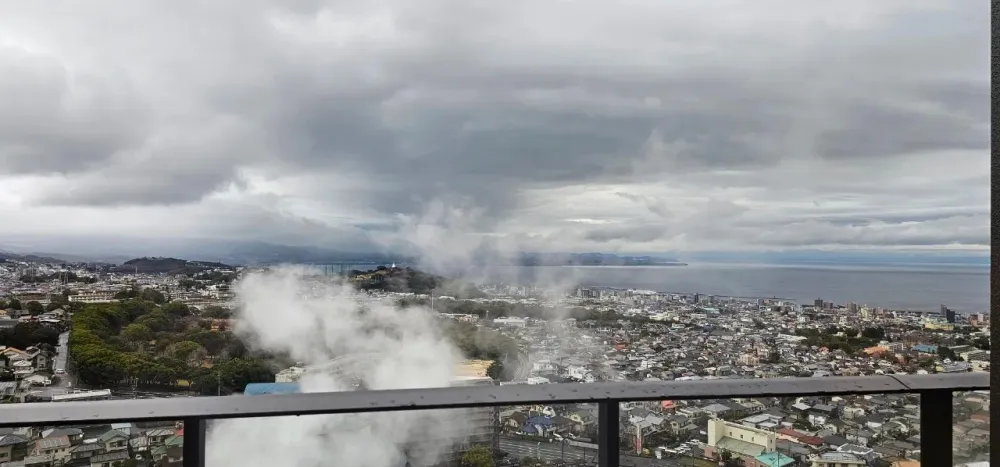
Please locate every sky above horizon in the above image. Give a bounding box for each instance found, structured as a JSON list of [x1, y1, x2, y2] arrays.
[[0, 0, 989, 256]]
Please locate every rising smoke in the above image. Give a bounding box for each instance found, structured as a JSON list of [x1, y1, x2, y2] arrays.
[[388, 201, 598, 358], [204, 197, 616, 465], [205, 267, 469, 467], [388, 201, 610, 375]]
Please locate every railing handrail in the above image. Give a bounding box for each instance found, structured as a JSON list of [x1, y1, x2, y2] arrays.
[[0, 373, 985, 428]]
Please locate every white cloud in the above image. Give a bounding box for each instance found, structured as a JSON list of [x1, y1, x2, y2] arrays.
[[0, 0, 988, 254]]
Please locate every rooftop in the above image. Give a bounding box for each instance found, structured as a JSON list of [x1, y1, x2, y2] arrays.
[[818, 452, 863, 461]]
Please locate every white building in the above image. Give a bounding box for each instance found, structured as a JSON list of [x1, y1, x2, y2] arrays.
[[52, 389, 112, 402], [275, 366, 307, 383], [809, 452, 866, 467], [69, 291, 116, 303], [706, 418, 776, 460], [493, 317, 527, 327]]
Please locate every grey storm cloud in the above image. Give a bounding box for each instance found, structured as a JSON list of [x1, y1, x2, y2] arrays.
[[0, 46, 151, 175], [0, 0, 989, 252]]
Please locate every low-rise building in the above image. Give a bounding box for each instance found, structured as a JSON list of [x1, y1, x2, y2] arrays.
[[705, 418, 776, 461]]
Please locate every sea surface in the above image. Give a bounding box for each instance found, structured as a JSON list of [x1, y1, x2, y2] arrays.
[[492, 263, 989, 314]]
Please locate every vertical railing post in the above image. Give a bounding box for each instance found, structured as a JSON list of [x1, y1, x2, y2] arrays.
[[598, 401, 620, 467], [183, 417, 206, 467], [920, 389, 952, 467]]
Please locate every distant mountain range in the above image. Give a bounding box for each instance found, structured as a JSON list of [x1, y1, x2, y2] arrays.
[[0, 237, 988, 268], [0, 238, 404, 266], [193, 241, 402, 265], [0, 250, 70, 264], [516, 253, 686, 267]]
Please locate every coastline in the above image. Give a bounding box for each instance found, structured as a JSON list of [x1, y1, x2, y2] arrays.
[[518, 262, 688, 267]]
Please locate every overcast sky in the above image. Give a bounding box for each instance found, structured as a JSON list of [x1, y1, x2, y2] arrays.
[[0, 0, 989, 255]]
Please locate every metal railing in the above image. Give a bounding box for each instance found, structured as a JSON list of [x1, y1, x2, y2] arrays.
[[0, 373, 987, 467]]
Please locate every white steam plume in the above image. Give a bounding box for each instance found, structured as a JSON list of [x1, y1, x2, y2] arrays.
[[205, 267, 469, 467], [383, 199, 611, 379]]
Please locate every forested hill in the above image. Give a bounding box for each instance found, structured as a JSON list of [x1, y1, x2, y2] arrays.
[[113, 257, 233, 274], [351, 266, 487, 298]]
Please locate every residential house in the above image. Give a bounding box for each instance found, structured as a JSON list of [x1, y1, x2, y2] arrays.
[[521, 416, 553, 437], [842, 407, 865, 420], [66, 443, 105, 467], [883, 440, 918, 459], [565, 410, 596, 433], [41, 429, 83, 446], [665, 415, 691, 434], [151, 436, 184, 466], [809, 452, 866, 467], [23, 348, 48, 371], [503, 412, 528, 433], [89, 450, 129, 467], [141, 429, 175, 447], [702, 403, 733, 419], [31, 436, 70, 465], [836, 444, 877, 464], [751, 452, 795, 467], [96, 431, 128, 453], [807, 412, 829, 427], [844, 429, 873, 446], [0, 434, 30, 464], [154, 445, 183, 467], [19, 453, 55, 467]]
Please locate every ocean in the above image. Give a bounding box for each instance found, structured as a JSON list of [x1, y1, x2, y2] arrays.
[[495, 263, 990, 314]]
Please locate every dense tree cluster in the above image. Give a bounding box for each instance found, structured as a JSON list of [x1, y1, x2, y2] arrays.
[[794, 326, 886, 354], [937, 345, 959, 361], [953, 335, 990, 351], [19, 272, 98, 284], [459, 445, 495, 467], [445, 321, 521, 362], [177, 271, 235, 291], [356, 267, 487, 298], [397, 297, 641, 324], [191, 270, 236, 283], [188, 357, 275, 396], [113, 257, 233, 275], [486, 359, 503, 381], [113, 287, 167, 304], [24, 301, 44, 316], [0, 322, 60, 349], [1, 293, 80, 316], [69, 296, 273, 392], [200, 305, 233, 319]]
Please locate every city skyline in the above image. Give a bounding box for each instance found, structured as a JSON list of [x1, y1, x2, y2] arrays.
[[0, 1, 988, 256]]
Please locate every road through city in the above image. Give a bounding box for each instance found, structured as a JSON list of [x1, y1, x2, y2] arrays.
[[37, 332, 73, 399]]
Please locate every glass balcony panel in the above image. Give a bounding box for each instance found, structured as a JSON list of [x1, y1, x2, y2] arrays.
[[617, 393, 925, 467], [952, 389, 991, 465]]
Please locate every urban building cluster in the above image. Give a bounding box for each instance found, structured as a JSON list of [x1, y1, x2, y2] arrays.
[[0, 260, 991, 466], [0, 261, 235, 310], [439, 286, 991, 466], [0, 421, 183, 467]]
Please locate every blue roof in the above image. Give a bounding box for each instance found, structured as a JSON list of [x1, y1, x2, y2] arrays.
[[244, 382, 301, 395], [525, 415, 553, 426], [755, 452, 794, 467], [912, 344, 938, 353]]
